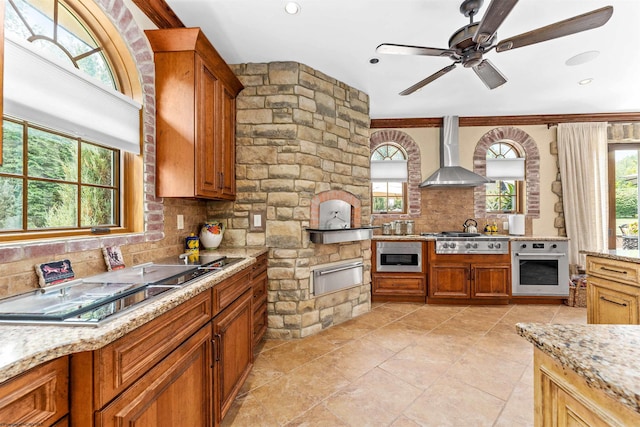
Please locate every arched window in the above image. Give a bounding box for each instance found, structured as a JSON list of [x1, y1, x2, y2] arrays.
[[371, 143, 408, 214], [6, 0, 116, 88], [1, 0, 142, 237], [485, 141, 525, 213]]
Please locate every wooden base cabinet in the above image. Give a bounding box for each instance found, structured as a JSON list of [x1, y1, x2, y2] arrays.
[[371, 240, 427, 303], [0, 357, 68, 427], [70, 266, 255, 427], [95, 326, 213, 427], [429, 263, 510, 303], [587, 255, 640, 324], [534, 348, 640, 426]]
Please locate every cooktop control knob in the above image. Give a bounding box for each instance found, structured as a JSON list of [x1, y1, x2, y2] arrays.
[[473, 243, 479, 249], [495, 243, 502, 249], [521, 244, 527, 248], [551, 244, 557, 249], [465, 243, 472, 249], [488, 243, 494, 249]]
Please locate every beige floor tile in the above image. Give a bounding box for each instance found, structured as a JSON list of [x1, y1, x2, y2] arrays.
[[403, 377, 506, 426], [227, 304, 569, 426], [390, 415, 421, 426], [315, 338, 396, 381], [324, 368, 422, 427], [363, 322, 426, 353], [221, 392, 277, 427], [380, 302, 424, 315], [494, 375, 535, 427], [285, 403, 349, 426], [449, 348, 528, 400]]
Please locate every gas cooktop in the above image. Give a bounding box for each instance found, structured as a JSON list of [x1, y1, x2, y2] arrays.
[[0, 255, 243, 326]]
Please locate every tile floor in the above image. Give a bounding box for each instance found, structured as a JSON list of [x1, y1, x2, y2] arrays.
[[222, 303, 587, 426]]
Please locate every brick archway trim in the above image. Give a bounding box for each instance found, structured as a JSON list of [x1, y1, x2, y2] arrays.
[[473, 127, 540, 218], [369, 130, 422, 217]]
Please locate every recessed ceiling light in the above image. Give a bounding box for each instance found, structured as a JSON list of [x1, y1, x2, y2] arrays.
[[578, 78, 594, 85], [285, 2, 301, 15], [369, 57, 380, 64], [566, 51, 600, 66]]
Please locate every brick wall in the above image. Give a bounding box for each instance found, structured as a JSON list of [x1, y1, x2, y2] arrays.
[[207, 62, 372, 338]]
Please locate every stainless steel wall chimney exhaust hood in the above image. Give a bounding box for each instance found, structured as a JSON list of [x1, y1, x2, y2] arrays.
[[419, 116, 493, 187]]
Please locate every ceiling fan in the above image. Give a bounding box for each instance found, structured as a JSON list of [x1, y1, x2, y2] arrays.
[[376, 0, 613, 95]]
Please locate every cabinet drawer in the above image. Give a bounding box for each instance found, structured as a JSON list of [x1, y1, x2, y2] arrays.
[[587, 277, 640, 324], [251, 254, 268, 279], [373, 275, 426, 296], [0, 357, 69, 426], [252, 272, 267, 307], [587, 256, 640, 285], [94, 290, 211, 407], [213, 269, 252, 315], [253, 301, 267, 344]]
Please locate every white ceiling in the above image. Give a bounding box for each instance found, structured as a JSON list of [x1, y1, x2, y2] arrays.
[[164, 0, 640, 119]]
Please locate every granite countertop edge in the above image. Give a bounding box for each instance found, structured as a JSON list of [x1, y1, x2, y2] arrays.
[[581, 249, 640, 263], [0, 246, 268, 384], [517, 322, 640, 414]]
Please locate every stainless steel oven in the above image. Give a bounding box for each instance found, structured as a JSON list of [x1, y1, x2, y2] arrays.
[[375, 241, 422, 273], [511, 240, 570, 296]]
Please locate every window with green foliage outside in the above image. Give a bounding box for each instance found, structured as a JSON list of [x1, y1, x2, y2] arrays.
[[371, 144, 407, 214], [0, 119, 119, 232], [2, 0, 124, 235], [486, 142, 520, 213]]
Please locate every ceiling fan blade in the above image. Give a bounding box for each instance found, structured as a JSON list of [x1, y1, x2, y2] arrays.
[[399, 64, 457, 96], [377, 43, 456, 58], [473, 60, 507, 89], [496, 6, 613, 52], [473, 0, 519, 44]]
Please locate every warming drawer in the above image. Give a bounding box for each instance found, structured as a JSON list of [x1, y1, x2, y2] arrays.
[[312, 260, 363, 296]]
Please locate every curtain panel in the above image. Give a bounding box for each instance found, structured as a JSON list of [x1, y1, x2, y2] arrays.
[[557, 122, 608, 267]]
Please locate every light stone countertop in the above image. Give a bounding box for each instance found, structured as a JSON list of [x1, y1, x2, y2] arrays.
[[0, 247, 267, 384], [517, 322, 640, 414], [582, 249, 640, 264]]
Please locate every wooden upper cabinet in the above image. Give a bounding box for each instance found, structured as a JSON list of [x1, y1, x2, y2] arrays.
[[145, 28, 243, 200]]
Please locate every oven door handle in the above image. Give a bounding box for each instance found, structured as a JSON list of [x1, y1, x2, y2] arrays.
[[515, 252, 567, 258], [317, 262, 364, 276]]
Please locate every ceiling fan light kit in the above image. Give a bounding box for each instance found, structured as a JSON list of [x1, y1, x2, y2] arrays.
[[376, 0, 613, 96]]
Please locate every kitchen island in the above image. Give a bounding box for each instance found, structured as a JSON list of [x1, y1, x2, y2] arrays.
[[517, 322, 640, 425]]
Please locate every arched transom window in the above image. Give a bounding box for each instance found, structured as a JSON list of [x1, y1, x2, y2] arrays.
[[370, 143, 408, 214], [6, 0, 116, 88]]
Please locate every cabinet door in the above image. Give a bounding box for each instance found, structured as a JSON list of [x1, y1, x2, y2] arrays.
[[195, 54, 221, 198], [213, 289, 253, 426], [95, 326, 213, 427], [588, 278, 640, 324], [429, 264, 470, 298], [218, 85, 236, 199], [0, 357, 68, 427], [472, 264, 510, 299]]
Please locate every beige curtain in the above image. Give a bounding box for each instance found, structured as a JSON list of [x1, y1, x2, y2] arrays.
[[557, 122, 608, 267]]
